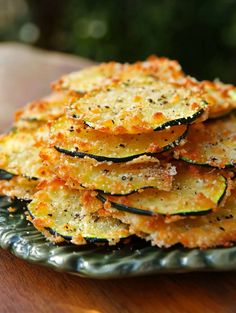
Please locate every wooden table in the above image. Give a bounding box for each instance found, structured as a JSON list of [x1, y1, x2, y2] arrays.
[[0, 43, 236, 313]]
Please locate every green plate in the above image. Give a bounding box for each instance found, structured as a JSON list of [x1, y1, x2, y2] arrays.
[[1, 203, 236, 278]]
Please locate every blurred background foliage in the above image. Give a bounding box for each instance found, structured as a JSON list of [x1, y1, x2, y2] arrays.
[[1, 0, 236, 83]]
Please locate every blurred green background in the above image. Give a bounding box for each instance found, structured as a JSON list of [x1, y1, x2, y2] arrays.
[[1, 0, 236, 83]]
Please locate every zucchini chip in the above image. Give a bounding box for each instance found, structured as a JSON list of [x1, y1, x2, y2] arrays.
[[176, 114, 236, 168], [123, 55, 185, 83], [15, 92, 68, 126], [0, 176, 37, 200], [68, 80, 208, 135], [41, 148, 175, 195], [52, 62, 124, 94], [28, 180, 131, 245], [181, 78, 236, 119], [99, 164, 227, 216], [121, 188, 236, 249], [51, 116, 188, 162], [0, 126, 49, 178], [199, 80, 236, 119], [52, 56, 185, 94]]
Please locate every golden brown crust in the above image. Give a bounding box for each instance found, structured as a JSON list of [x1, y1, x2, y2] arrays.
[[40, 148, 174, 195], [108, 187, 236, 249], [0, 125, 50, 178], [175, 114, 236, 168], [177, 77, 236, 118], [14, 92, 69, 126], [0, 176, 38, 200], [51, 56, 185, 94], [2, 55, 236, 250], [28, 179, 131, 245], [101, 163, 229, 217], [67, 79, 209, 135], [50, 115, 188, 163]]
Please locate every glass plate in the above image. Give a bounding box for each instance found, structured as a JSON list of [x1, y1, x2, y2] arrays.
[[1, 204, 236, 279]]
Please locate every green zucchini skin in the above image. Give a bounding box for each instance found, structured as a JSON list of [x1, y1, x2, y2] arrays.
[[55, 145, 167, 164], [93, 186, 152, 197], [54, 126, 188, 163], [26, 207, 111, 244], [36, 224, 70, 241], [97, 193, 213, 217], [179, 157, 236, 169], [42, 148, 174, 196], [152, 108, 204, 131], [0, 169, 15, 181], [32, 214, 128, 244], [69, 78, 208, 135], [97, 194, 154, 216], [84, 109, 204, 133], [0, 169, 39, 182], [0, 197, 107, 244], [28, 181, 131, 245], [97, 169, 227, 217], [45, 227, 110, 244]]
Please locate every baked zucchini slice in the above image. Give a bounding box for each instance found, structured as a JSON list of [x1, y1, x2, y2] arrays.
[[119, 188, 236, 249], [0, 126, 48, 178], [14, 92, 68, 126], [123, 55, 185, 83], [111, 188, 236, 248], [28, 180, 131, 245], [41, 148, 175, 195], [51, 116, 188, 162], [149, 188, 236, 248], [99, 164, 227, 216], [52, 56, 185, 94], [176, 114, 236, 168], [0, 176, 37, 200], [100, 56, 185, 86], [52, 62, 124, 94], [201, 80, 236, 119], [182, 78, 236, 119], [68, 80, 208, 135]]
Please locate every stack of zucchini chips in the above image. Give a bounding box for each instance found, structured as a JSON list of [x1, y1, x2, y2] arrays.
[[1, 56, 236, 248]]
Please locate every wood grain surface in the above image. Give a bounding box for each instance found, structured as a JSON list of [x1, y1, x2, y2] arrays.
[[0, 43, 236, 313], [1, 249, 236, 313]]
